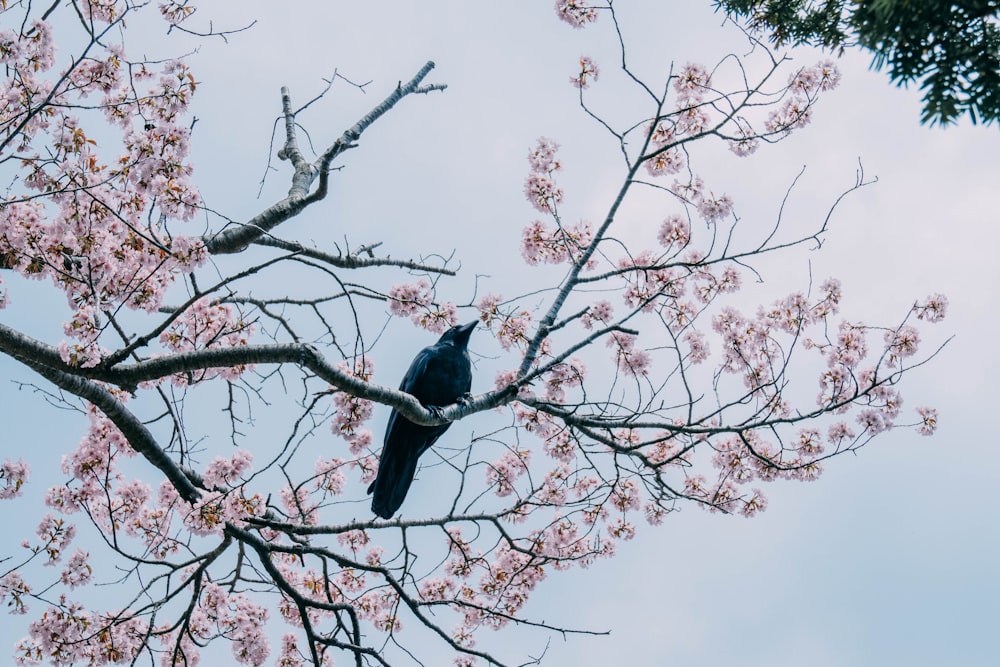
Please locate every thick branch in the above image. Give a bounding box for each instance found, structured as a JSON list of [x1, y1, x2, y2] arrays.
[[0, 323, 511, 426], [204, 61, 445, 255], [22, 360, 201, 504]]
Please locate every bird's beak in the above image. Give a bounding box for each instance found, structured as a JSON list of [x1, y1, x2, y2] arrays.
[[454, 320, 477, 346]]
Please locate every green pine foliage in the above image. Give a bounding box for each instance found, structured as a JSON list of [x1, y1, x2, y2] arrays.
[[717, 0, 1000, 125]]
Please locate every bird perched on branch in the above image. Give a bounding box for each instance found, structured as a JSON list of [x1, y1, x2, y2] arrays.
[[368, 321, 476, 519]]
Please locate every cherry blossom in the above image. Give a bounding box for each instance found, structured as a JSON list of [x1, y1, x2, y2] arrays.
[[1, 572, 31, 615], [674, 62, 712, 104], [916, 406, 939, 436], [606, 331, 651, 376], [528, 137, 562, 173], [0, 459, 29, 500], [914, 293, 949, 323], [570, 55, 599, 89], [523, 173, 564, 213], [555, 0, 599, 28]]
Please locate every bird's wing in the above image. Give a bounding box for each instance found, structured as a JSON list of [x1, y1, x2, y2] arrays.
[[398, 346, 435, 395]]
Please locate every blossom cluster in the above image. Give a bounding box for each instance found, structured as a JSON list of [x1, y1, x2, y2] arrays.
[[520, 219, 594, 266], [387, 280, 458, 332], [477, 293, 534, 350], [159, 297, 256, 382], [570, 55, 599, 89], [15, 597, 149, 666], [523, 137, 564, 213], [0, 458, 29, 500], [555, 0, 598, 28], [672, 175, 735, 224], [154, 583, 271, 666], [0, 15, 208, 363], [765, 60, 841, 136], [327, 357, 379, 485]]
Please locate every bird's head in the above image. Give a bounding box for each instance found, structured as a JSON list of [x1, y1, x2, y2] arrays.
[[438, 320, 477, 349]]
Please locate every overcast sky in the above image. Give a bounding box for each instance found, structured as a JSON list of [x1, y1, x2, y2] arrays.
[[3, 2, 999, 665]]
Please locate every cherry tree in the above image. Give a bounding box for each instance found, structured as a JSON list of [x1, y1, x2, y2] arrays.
[[0, 1, 948, 666]]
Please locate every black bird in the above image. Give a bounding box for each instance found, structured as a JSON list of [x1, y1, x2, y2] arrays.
[[367, 321, 476, 519]]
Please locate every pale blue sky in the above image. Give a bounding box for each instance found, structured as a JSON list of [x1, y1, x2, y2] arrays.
[[3, 2, 998, 665]]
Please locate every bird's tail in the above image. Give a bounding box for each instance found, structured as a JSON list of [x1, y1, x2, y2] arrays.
[[368, 451, 420, 519]]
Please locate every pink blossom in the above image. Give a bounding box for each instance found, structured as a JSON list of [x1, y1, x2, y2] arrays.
[[581, 300, 614, 329], [331, 358, 375, 441], [417, 301, 459, 333], [609, 478, 641, 512], [832, 322, 868, 369], [789, 60, 841, 96], [182, 492, 227, 536], [683, 474, 709, 499], [674, 62, 711, 104], [279, 485, 318, 525], [59, 550, 92, 589], [765, 98, 813, 135], [543, 432, 577, 461], [914, 293, 948, 323], [527, 137, 561, 173], [159, 1, 196, 25], [80, 0, 124, 23], [203, 450, 253, 489], [570, 55, 599, 89], [542, 358, 586, 402], [645, 145, 686, 176], [884, 324, 920, 366], [794, 428, 825, 455], [606, 331, 650, 376], [827, 421, 856, 445], [683, 329, 709, 364], [493, 308, 533, 350], [916, 406, 939, 436], [419, 577, 456, 603], [314, 457, 347, 496], [537, 464, 571, 506], [353, 454, 378, 485], [514, 405, 559, 438], [657, 214, 690, 248], [608, 518, 636, 540], [276, 633, 306, 667], [857, 408, 891, 435], [476, 292, 504, 327], [388, 281, 457, 331], [0, 458, 29, 499], [486, 449, 531, 497], [649, 120, 676, 145], [523, 173, 564, 213], [676, 106, 710, 135], [344, 428, 373, 457], [644, 502, 669, 525], [759, 291, 809, 333], [36, 514, 76, 565], [388, 280, 432, 317], [555, 0, 598, 28], [1, 571, 31, 614], [741, 489, 768, 517], [337, 529, 371, 552], [159, 298, 255, 381], [711, 437, 754, 482], [619, 252, 684, 311], [818, 365, 852, 407], [696, 192, 734, 223]]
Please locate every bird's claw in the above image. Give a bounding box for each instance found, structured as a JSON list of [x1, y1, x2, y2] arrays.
[[456, 392, 473, 407]]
